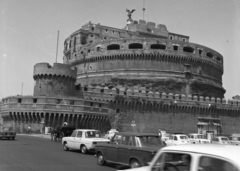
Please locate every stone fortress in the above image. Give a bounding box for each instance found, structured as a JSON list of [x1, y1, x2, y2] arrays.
[[1, 15, 240, 137]]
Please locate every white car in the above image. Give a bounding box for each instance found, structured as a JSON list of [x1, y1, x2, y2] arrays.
[[188, 133, 211, 144], [62, 129, 110, 153], [212, 136, 230, 144], [165, 134, 190, 146], [120, 144, 240, 171], [229, 136, 240, 145], [103, 129, 119, 139]]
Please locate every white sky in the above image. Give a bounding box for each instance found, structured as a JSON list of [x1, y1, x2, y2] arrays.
[[0, 0, 240, 100]]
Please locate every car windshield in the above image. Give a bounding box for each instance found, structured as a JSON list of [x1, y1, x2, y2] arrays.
[[180, 136, 188, 139], [138, 136, 162, 146], [85, 131, 101, 138], [197, 135, 206, 139]]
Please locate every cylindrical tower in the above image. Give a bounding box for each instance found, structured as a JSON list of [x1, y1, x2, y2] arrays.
[[33, 63, 77, 97], [63, 20, 225, 98]]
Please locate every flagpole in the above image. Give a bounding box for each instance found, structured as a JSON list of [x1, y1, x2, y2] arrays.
[[55, 31, 59, 63]]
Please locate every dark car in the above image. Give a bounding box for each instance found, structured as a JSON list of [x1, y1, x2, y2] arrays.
[[51, 126, 76, 141], [96, 132, 165, 168], [0, 127, 16, 140]]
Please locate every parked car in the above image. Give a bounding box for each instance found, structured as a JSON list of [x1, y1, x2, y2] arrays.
[[0, 126, 16, 140], [188, 133, 211, 144], [96, 132, 165, 168], [103, 129, 119, 139], [229, 136, 240, 145], [212, 136, 230, 144], [62, 129, 110, 153], [165, 134, 190, 146], [120, 144, 240, 171]]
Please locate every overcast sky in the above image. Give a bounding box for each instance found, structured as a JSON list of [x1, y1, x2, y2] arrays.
[[0, 0, 240, 100]]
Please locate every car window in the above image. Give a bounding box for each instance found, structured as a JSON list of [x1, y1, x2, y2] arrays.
[[77, 131, 82, 137], [221, 137, 229, 141], [138, 136, 162, 146], [197, 135, 206, 139], [122, 135, 131, 145], [180, 136, 188, 139], [213, 138, 219, 141], [71, 130, 77, 137], [113, 135, 122, 144], [198, 156, 239, 171], [174, 136, 178, 141], [85, 131, 100, 138], [152, 152, 192, 171]]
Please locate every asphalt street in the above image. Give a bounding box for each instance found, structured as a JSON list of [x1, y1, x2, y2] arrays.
[[0, 134, 126, 171]]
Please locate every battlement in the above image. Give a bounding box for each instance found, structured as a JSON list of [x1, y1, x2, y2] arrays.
[[33, 63, 76, 79], [126, 20, 169, 38], [82, 85, 240, 108]]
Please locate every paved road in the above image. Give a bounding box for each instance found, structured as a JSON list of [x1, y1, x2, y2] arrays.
[[0, 134, 125, 171]]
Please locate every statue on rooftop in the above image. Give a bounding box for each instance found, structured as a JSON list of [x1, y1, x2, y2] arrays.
[[126, 9, 135, 22]]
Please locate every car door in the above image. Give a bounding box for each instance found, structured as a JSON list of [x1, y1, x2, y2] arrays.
[[68, 130, 77, 149], [150, 151, 192, 171], [118, 135, 132, 164], [74, 131, 83, 149], [105, 134, 121, 162]]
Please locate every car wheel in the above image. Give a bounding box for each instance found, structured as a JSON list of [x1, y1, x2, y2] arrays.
[[80, 145, 87, 154], [130, 159, 141, 168], [63, 142, 69, 151], [97, 152, 106, 165]]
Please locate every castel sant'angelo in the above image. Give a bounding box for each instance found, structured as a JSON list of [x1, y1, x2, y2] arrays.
[[1, 10, 240, 137]]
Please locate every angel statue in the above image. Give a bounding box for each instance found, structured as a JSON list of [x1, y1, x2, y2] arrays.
[[126, 9, 135, 22]]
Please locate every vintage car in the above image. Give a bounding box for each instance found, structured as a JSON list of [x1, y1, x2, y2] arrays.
[[62, 129, 110, 153], [165, 133, 190, 146], [188, 133, 211, 144], [212, 136, 230, 144], [96, 132, 165, 168], [120, 144, 240, 171], [0, 127, 16, 140], [229, 136, 240, 145], [103, 129, 119, 139]]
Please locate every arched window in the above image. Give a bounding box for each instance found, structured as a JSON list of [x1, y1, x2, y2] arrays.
[[183, 47, 195, 53], [206, 52, 213, 58], [129, 43, 143, 49], [107, 44, 120, 50], [150, 44, 166, 50], [69, 40, 71, 48]]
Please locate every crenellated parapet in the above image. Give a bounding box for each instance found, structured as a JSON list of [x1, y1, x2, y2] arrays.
[[33, 63, 77, 97], [81, 85, 239, 109]]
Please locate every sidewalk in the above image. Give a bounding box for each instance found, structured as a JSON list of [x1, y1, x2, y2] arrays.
[[17, 133, 51, 139]]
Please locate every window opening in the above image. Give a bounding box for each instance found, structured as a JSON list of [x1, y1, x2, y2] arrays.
[[99, 103, 102, 107], [84, 87, 88, 91], [173, 45, 178, 51], [33, 99, 37, 103], [116, 109, 120, 113], [75, 85, 80, 90], [199, 49, 203, 55], [206, 52, 213, 58], [90, 102, 93, 106], [80, 35, 87, 45], [70, 100, 74, 105], [107, 44, 120, 50], [183, 47, 194, 53], [18, 99, 22, 103], [129, 43, 143, 49]]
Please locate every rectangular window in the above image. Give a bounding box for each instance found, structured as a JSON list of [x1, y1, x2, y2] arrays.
[[90, 102, 93, 106], [18, 99, 22, 103], [173, 45, 178, 51], [33, 99, 37, 103]]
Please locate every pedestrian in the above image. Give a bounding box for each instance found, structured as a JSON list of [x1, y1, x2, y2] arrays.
[[28, 125, 31, 135]]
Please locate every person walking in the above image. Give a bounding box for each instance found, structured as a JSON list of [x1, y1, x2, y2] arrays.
[[28, 125, 31, 135]]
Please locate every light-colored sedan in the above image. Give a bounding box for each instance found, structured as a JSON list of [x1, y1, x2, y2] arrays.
[[120, 144, 240, 171], [212, 136, 230, 144], [165, 134, 190, 146], [62, 129, 110, 153], [188, 133, 211, 144]]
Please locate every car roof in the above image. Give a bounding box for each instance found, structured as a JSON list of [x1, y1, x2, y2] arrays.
[[161, 144, 240, 164], [115, 132, 159, 136], [74, 129, 99, 131]]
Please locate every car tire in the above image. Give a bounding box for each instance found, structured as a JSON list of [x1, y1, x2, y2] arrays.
[[63, 142, 69, 151], [130, 159, 141, 168], [80, 145, 87, 154], [97, 152, 106, 166]]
